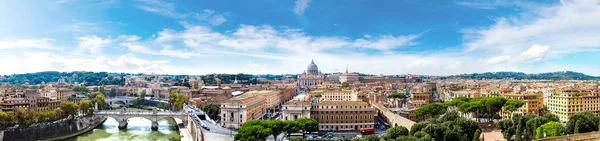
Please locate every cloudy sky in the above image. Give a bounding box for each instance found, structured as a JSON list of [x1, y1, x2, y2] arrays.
[[0, 0, 599, 75]]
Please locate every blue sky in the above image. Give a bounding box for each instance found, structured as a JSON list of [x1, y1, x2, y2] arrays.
[[0, 0, 599, 75]]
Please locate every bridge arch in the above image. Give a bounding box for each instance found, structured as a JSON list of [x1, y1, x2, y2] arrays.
[[93, 111, 189, 130]]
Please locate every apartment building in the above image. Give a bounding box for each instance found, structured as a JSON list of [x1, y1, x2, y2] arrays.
[[320, 90, 359, 101], [220, 94, 266, 129], [311, 101, 375, 131], [546, 90, 598, 121], [282, 95, 312, 121], [502, 91, 544, 119]]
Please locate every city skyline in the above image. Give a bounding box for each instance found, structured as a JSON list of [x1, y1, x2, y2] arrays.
[[1, 0, 599, 75]]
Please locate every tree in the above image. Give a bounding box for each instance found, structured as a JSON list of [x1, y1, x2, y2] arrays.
[[27, 110, 39, 124], [99, 86, 105, 94], [93, 86, 99, 92], [140, 89, 147, 100], [386, 126, 409, 139], [168, 91, 189, 111], [410, 122, 431, 135], [415, 102, 447, 119], [236, 118, 318, 141], [444, 130, 461, 141], [566, 111, 599, 134], [0, 111, 14, 129], [132, 98, 140, 106], [60, 101, 79, 120], [267, 120, 284, 141], [157, 103, 164, 110], [15, 107, 29, 126], [365, 135, 380, 141], [91, 91, 107, 110], [342, 82, 349, 88], [79, 100, 91, 116], [504, 99, 525, 115], [235, 121, 272, 141], [109, 87, 117, 98], [473, 129, 482, 141], [535, 122, 565, 139], [295, 118, 318, 132], [201, 104, 221, 121]]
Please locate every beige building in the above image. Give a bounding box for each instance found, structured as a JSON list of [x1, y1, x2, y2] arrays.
[[311, 101, 376, 131], [244, 90, 281, 109], [298, 60, 326, 86], [220, 94, 266, 129], [282, 95, 312, 121], [501, 91, 543, 119], [546, 90, 598, 121], [339, 68, 359, 84], [320, 90, 363, 101]]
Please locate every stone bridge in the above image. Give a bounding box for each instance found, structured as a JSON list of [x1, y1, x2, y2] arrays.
[[93, 110, 188, 130], [105, 96, 136, 106]]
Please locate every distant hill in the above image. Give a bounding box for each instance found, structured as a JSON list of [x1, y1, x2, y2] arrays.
[[0, 71, 128, 86], [448, 71, 600, 80]]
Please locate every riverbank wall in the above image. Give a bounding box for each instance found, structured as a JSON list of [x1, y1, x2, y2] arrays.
[[187, 116, 204, 141], [1, 116, 106, 141]]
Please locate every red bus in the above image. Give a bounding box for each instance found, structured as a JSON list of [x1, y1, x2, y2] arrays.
[[360, 128, 375, 135]]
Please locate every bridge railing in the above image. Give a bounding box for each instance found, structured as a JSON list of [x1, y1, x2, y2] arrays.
[[94, 111, 187, 115]]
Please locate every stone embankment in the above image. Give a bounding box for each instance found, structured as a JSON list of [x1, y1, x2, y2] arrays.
[[0, 116, 106, 141]]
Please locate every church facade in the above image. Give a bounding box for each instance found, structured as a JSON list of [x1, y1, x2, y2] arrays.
[[297, 60, 326, 86]]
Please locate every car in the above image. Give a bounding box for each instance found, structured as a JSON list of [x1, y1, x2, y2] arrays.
[[201, 124, 210, 130]]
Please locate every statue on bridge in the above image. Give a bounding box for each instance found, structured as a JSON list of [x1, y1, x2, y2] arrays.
[[95, 102, 98, 111], [120, 106, 126, 114]]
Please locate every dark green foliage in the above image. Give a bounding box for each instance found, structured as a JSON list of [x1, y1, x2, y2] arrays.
[[414, 102, 447, 118], [200, 103, 221, 121], [504, 99, 525, 113], [444, 130, 461, 141], [497, 113, 563, 141], [473, 130, 481, 141], [236, 118, 318, 141], [386, 126, 409, 139], [365, 135, 380, 141], [448, 71, 600, 80], [535, 122, 565, 139], [395, 136, 419, 141], [566, 111, 600, 134], [410, 122, 431, 135], [342, 82, 350, 88], [0, 71, 126, 85]]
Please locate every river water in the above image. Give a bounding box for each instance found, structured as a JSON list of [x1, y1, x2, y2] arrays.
[[67, 116, 181, 141]]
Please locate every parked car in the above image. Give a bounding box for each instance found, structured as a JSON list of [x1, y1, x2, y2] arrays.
[[201, 123, 210, 130]]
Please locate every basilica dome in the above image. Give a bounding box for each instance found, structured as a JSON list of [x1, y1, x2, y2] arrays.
[[307, 59, 319, 75]]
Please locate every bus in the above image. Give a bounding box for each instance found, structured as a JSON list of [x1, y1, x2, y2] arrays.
[[360, 128, 375, 135]]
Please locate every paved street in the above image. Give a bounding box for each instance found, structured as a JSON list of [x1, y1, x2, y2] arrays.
[[203, 131, 235, 141]]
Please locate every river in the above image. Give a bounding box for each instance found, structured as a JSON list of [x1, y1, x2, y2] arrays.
[[67, 108, 182, 141]]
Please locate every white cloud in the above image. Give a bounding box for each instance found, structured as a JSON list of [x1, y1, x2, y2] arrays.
[[293, 0, 310, 18], [77, 35, 113, 54], [455, 1, 516, 9], [464, 0, 600, 57], [137, 0, 228, 25], [209, 14, 227, 25], [486, 56, 511, 65], [118, 35, 141, 41], [158, 23, 420, 52], [120, 43, 201, 59], [0, 52, 193, 75], [519, 44, 549, 62], [354, 34, 418, 50], [0, 38, 63, 50]]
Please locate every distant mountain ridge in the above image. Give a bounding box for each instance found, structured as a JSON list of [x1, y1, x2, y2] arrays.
[[449, 71, 600, 80]]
